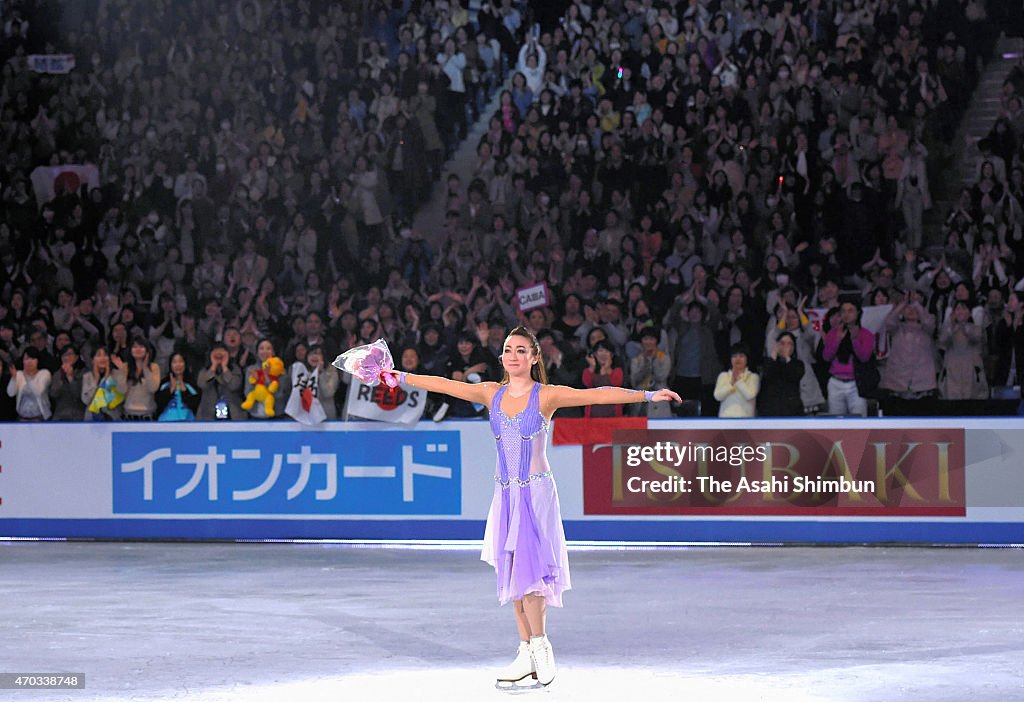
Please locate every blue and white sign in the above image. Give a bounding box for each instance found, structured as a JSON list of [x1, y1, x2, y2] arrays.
[[112, 431, 461, 515]]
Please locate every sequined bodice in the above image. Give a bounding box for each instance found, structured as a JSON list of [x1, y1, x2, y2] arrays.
[[490, 384, 551, 488]]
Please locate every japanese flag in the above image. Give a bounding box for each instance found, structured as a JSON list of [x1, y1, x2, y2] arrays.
[[285, 363, 327, 426], [344, 378, 426, 424], [30, 164, 100, 205]]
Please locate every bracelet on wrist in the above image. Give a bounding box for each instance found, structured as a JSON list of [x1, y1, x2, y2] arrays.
[[399, 371, 408, 385], [644, 390, 655, 402]]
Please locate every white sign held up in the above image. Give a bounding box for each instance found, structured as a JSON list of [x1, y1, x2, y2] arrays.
[[516, 282, 549, 312]]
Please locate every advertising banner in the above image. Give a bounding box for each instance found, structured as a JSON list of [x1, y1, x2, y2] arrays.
[[0, 419, 1019, 543], [583, 428, 966, 516], [111, 430, 460, 515]]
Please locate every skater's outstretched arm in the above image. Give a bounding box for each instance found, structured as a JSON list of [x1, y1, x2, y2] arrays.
[[381, 370, 498, 405], [541, 384, 681, 411]]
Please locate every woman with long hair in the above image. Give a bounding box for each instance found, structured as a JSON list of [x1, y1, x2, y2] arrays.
[[108, 321, 131, 363], [379, 326, 679, 688], [156, 351, 200, 421], [113, 337, 161, 420], [82, 346, 123, 421]]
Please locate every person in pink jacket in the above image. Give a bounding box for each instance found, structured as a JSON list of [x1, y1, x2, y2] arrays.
[[821, 300, 876, 416]]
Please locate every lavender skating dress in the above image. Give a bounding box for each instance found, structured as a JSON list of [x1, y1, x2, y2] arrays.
[[481, 383, 571, 607]]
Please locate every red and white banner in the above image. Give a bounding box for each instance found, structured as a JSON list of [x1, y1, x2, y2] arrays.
[[584, 427, 966, 517], [30, 164, 100, 205], [284, 363, 328, 426], [344, 381, 426, 424]]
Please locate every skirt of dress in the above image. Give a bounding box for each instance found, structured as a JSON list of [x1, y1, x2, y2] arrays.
[[480, 475, 571, 607]]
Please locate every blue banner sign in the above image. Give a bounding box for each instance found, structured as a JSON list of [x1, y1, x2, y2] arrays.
[[112, 432, 461, 515]]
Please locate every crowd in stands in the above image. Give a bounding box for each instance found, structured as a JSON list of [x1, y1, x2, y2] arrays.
[[2, 0, 1023, 423]]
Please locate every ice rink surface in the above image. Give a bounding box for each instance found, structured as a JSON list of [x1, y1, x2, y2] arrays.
[[2, 542, 1022, 702]]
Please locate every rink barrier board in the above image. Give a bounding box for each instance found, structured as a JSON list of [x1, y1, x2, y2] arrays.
[[0, 418, 1022, 544], [1, 519, 1022, 544]]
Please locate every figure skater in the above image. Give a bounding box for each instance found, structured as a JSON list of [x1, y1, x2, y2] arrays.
[[381, 326, 680, 688]]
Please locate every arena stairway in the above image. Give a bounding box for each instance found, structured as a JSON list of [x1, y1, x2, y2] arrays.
[[926, 35, 1024, 244]]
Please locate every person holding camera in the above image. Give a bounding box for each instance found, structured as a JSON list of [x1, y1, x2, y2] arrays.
[[196, 342, 245, 420]]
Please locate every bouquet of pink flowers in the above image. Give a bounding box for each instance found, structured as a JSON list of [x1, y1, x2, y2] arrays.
[[332, 338, 399, 388]]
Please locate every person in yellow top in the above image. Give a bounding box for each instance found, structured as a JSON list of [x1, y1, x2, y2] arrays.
[[450, 0, 470, 28], [597, 96, 620, 132], [714, 343, 760, 417]]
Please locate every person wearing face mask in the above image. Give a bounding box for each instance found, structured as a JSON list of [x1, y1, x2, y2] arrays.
[[208, 156, 235, 202]]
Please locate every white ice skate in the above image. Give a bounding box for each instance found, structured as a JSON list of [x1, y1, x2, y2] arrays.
[[495, 641, 538, 691], [529, 634, 556, 686]]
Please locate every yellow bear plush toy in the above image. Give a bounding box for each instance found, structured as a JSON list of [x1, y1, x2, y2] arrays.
[[241, 356, 286, 417]]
